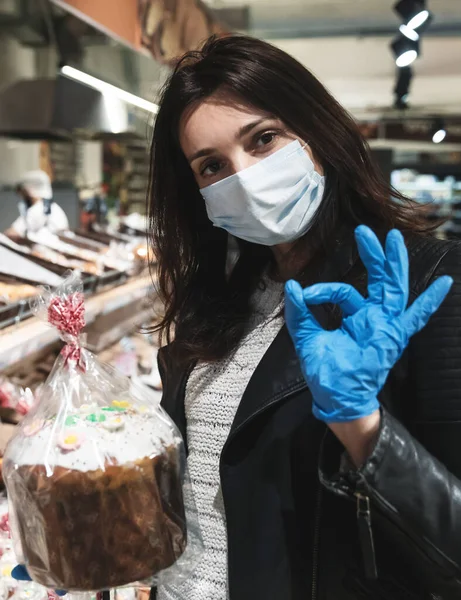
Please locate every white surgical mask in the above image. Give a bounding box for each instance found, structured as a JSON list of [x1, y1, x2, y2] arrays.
[[200, 140, 325, 246]]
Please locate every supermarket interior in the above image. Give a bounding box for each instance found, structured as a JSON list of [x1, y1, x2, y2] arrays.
[[0, 1, 461, 600]]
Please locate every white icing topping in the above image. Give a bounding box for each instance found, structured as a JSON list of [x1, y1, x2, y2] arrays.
[[8, 410, 179, 473]]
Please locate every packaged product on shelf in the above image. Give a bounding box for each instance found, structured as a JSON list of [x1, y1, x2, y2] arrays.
[[28, 231, 106, 272], [120, 213, 148, 234], [98, 334, 162, 391], [112, 337, 138, 378], [3, 273, 202, 592], [0, 492, 10, 544], [0, 379, 21, 414], [0, 282, 37, 303], [0, 425, 16, 487], [30, 245, 101, 276], [0, 383, 25, 486], [0, 379, 36, 424]]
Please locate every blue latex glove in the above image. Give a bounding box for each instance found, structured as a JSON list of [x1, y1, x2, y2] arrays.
[[285, 226, 453, 423], [12, 565, 67, 596]]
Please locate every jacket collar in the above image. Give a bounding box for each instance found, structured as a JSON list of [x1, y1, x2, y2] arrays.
[[226, 325, 307, 441]]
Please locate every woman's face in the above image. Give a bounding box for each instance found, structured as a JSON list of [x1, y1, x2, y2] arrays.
[[179, 91, 323, 190]]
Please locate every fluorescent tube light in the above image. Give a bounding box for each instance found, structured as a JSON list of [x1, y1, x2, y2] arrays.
[[61, 65, 159, 114]]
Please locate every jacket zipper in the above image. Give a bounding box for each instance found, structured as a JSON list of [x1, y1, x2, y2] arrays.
[[355, 481, 461, 584], [355, 490, 378, 580], [311, 484, 323, 600]]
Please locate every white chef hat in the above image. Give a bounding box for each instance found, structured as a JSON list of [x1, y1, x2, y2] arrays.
[[18, 170, 53, 200]]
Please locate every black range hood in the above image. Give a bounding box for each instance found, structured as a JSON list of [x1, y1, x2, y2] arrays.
[[0, 75, 145, 140]]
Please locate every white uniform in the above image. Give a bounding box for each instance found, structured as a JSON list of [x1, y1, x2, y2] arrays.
[[10, 200, 69, 237], [9, 170, 69, 237]]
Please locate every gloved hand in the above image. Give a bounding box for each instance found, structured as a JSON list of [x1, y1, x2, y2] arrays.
[[285, 226, 453, 423], [12, 565, 66, 596]]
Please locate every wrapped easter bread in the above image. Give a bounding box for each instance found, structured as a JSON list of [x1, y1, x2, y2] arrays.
[[3, 273, 190, 591]]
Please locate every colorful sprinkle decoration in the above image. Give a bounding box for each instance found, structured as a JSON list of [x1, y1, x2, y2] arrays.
[[102, 415, 125, 432], [23, 419, 44, 437], [65, 415, 80, 426], [58, 429, 84, 452], [111, 400, 131, 411], [86, 412, 106, 423], [1, 566, 12, 578]]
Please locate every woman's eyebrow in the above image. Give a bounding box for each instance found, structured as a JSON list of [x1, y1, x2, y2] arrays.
[[188, 147, 216, 164], [236, 117, 269, 139], [187, 117, 273, 164]]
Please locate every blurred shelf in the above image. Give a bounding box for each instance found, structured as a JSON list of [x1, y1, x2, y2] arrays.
[[397, 182, 453, 192], [395, 179, 461, 203]]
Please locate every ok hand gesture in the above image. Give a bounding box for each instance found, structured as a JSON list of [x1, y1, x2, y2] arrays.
[[285, 226, 453, 424]]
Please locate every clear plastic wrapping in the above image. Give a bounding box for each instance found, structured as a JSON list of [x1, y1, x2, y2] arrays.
[[3, 273, 202, 592]]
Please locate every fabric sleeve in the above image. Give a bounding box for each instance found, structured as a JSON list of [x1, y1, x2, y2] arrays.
[[48, 204, 69, 233]]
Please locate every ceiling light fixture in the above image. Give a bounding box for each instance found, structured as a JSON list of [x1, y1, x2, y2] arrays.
[[407, 9, 430, 29], [390, 35, 419, 67], [394, 0, 432, 30], [61, 65, 159, 114], [399, 24, 420, 41], [390, 1, 432, 110], [394, 66, 412, 109], [432, 119, 447, 144]]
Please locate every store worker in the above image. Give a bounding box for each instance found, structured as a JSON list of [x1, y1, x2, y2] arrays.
[[5, 170, 69, 239], [12, 36, 461, 600]]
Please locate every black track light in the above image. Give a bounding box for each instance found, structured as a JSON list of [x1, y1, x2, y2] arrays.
[[399, 24, 419, 41], [431, 119, 446, 144], [390, 1, 433, 110], [394, 0, 432, 30], [390, 34, 419, 67], [394, 66, 412, 109]]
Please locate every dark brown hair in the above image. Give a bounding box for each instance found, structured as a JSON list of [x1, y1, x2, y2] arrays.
[[148, 34, 431, 364]]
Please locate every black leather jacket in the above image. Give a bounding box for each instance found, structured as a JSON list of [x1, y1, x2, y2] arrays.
[[157, 234, 461, 600]]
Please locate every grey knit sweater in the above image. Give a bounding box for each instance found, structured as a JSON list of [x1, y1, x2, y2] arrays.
[[158, 277, 284, 600]]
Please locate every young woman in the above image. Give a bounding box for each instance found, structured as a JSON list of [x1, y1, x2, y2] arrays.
[[149, 35, 461, 600]]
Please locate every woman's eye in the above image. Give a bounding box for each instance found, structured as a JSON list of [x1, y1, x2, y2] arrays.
[[256, 131, 277, 148], [201, 161, 223, 177]]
